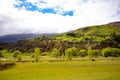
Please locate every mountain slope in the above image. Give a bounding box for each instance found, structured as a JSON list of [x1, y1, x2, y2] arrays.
[[0, 21, 120, 42], [65, 22, 120, 36], [0, 21, 120, 52]]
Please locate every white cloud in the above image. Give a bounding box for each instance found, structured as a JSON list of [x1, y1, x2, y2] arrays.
[[0, 0, 120, 36]]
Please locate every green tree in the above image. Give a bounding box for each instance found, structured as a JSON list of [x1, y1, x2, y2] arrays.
[[51, 48, 59, 58], [112, 48, 120, 57], [91, 50, 101, 57], [79, 49, 88, 57], [71, 47, 79, 57], [34, 47, 40, 62], [17, 53, 22, 62], [51, 48, 60, 61], [102, 47, 120, 57], [102, 47, 113, 57], [65, 48, 74, 61], [13, 50, 21, 58], [88, 49, 101, 60], [88, 47, 93, 60]]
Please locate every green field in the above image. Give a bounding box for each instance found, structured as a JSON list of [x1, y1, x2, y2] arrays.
[[0, 59, 120, 80]]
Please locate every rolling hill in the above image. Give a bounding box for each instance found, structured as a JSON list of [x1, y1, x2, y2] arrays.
[[0, 21, 120, 52], [0, 21, 120, 43], [64, 22, 120, 36]]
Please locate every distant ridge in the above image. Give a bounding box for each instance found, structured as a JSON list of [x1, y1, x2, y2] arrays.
[[107, 21, 120, 27], [0, 33, 56, 42]]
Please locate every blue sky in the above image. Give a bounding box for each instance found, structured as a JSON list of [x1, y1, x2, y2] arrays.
[[0, 0, 120, 36], [14, 0, 74, 16]]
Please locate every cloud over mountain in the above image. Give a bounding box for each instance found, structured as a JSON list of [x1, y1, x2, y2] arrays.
[[0, 0, 120, 36]]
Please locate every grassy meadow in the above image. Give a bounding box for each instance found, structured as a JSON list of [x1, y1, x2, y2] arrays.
[[0, 58, 120, 80]]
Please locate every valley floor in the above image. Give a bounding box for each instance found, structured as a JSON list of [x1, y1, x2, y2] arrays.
[[0, 59, 120, 80]]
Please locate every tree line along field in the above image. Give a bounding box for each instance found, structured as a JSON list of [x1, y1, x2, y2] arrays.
[[0, 47, 120, 80], [0, 47, 120, 62]]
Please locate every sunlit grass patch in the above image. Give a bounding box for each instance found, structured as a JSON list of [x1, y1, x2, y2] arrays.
[[0, 59, 120, 80]]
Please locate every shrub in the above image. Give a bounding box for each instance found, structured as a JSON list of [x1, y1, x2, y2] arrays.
[[71, 47, 79, 57], [79, 49, 88, 57], [13, 50, 21, 58], [102, 47, 120, 57], [91, 50, 101, 57], [102, 47, 112, 57], [65, 47, 79, 57], [112, 48, 120, 57], [88, 49, 101, 58], [0, 62, 16, 70]]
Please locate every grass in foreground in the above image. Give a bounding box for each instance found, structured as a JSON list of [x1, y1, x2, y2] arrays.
[[0, 59, 120, 80]]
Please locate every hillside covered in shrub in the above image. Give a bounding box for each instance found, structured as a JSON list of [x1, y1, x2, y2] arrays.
[[0, 22, 120, 55]]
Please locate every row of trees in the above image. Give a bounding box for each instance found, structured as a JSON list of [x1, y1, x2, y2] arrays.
[[12, 48, 41, 62], [51, 47, 120, 58], [0, 47, 120, 62], [34, 47, 120, 61]]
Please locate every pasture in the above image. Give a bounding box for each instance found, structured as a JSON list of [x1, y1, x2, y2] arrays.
[[0, 58, 120, 80]]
